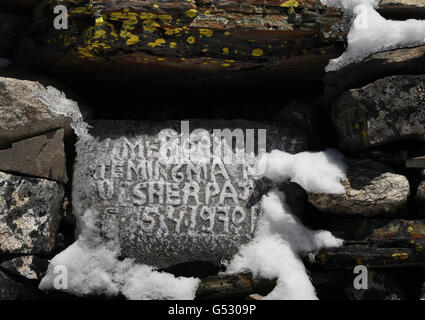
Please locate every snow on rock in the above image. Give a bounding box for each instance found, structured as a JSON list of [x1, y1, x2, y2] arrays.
[[39, 101, 346, 301], [258, 149, 347, 194], [39, 209, 200, 299], [322, 0, 425, 71], [224, 149, 346, 300]]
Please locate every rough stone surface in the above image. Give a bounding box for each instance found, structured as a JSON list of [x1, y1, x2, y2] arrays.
[[0, 171, 64, 255], [0, 14, 30, 59], [0, 256, 48, 280], [0, 75, 76, 148], [196, 273, 275, 300], [16, 0, 345, 88], [0, 129, 67, 184], [378, 0, 425, 19], [366, 220, 425, 245], [0, 270, 24, 300], [308, 159, 410, 216], [323, 46, 425, 102], [310, 240, 425, 269], [332, 75, 425, 152], [417, 181, 425, 202], [73, 120, 307, 268]]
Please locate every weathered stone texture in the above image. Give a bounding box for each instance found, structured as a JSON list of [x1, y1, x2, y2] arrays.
[[0, 171, 64, 255], [308, 159, 410, 216], [0, 76, 74, 148], [332, 75, 425, 152], [73, 120, 307, 268], [15, 0, 345, 86], [0, 256, 49, 280], [0, 129, 67, 184]]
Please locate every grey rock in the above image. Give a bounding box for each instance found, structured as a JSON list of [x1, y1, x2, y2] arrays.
[[0, 270, 24, 300], [0, 171, 64, 254], [0, 256, 48, 280], [0, 75, 80, 148], [416, 180, 425, 202], [73, 120, 307, 268], [0, 256, 49, 280], [323, 46, 425, 103], [308, 159, 410, 216], [0, 129, 67, 183], [332, 75, 425, 152]]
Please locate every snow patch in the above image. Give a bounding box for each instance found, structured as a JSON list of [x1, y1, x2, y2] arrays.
[[39, 209, 200, 300], [322, 0, 425, 71], [258, 149, 347, 194], [224, 149, 346, 300]]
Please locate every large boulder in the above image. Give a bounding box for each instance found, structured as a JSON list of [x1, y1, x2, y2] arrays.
[[331, 75, 425, 153], [0, 171, 64, 255], [308, 159, 410, 217], [72, 119, 308, 269], [0, 129, 67, 184]]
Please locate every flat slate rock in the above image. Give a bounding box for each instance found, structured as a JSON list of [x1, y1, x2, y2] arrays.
[[0, 171, 64, 255], [0, 129, 67, 183], [73, 120, 307, 268]]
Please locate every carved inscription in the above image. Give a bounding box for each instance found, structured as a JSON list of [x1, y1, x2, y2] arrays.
[[93, 137, 260, 239]]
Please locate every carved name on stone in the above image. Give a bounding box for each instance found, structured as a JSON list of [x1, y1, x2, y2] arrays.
[[73, 120, 307, 268]]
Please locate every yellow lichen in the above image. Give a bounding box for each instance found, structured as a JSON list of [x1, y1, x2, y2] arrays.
[[199, 28, 213, 37], [392, 252, 409, 260], [222, 47, 229, 55], [186, 36, 196, 44], [252, 48, 264, 57], [186, 9, 198, 18], [148, 38, 166, 48]]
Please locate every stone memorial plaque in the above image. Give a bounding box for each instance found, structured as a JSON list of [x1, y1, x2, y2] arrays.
[[73, 120, 307, 268]]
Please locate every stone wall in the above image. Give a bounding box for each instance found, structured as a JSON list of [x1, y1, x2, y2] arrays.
[[0, 0, 424, 300]]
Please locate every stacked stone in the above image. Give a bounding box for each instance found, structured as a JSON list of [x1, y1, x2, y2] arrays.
[[0, 0, 425, 301], [305, 1, 425, 300], [0, 75, 74, 299]]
